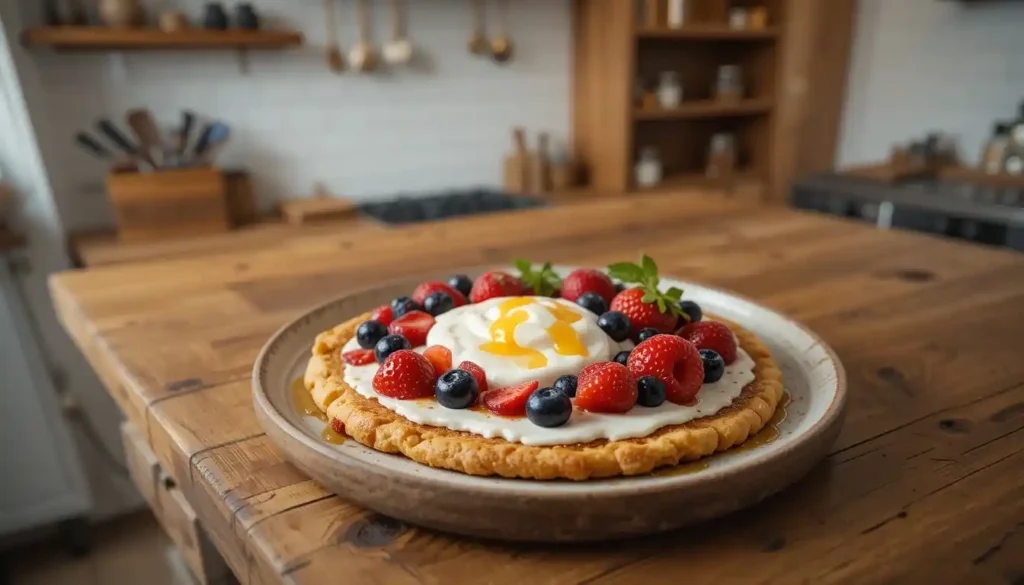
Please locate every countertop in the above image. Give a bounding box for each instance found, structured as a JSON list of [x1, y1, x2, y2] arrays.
[[50, 192, 1024, 584]]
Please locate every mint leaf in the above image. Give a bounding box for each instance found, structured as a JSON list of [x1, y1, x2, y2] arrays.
[[665, 287, 683, 301], [641, 255, 658, 281], [607, 262, 645, 283], [513, 258, 531, 274]]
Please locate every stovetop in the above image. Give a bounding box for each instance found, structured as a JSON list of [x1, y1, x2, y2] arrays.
[[358, 189, 546, 225]]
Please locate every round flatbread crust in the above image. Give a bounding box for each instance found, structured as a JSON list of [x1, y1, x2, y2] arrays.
[[305, 313, 784, 480]]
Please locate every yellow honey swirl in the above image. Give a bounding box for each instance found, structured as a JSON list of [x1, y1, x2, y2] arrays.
[[479, 297, 588, 369]]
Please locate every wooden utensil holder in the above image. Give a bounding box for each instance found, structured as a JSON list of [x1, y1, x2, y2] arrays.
[[107, 167, 230, 242]]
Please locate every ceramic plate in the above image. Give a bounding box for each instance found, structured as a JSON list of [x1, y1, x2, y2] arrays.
[[253, 268, 846, 542]]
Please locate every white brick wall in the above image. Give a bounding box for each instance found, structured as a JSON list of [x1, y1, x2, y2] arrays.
[[839, 0, 1024, 167], [24, 0, 571, 230]]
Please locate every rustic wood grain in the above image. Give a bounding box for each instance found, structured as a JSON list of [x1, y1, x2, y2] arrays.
[[50, 191, 1024, 584]]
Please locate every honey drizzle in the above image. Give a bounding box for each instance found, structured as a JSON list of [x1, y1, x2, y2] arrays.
[[479, 297, 588, 369], [290, 377, 327, 422], [291, 377, 346, 445]]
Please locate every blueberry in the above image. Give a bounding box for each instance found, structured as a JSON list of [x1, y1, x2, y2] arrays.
[[449, 274, 473, 297], [526, 387, 573, 428], [374, 334, 411, 363], [553, 374, 578, 398], [575, 291, 608, 315], [615, 282, 626, 293], [700, 349, 725, 383], [613, 350, 631, 366], [597, 311, 631, 342], [391, 296, 419, 318], [636, 327, 660, 343], [423, 292, 455, 317], [435, 369, 479, 409], [356, 320, 389, 349], [636, 376, 666, 407], [678, 300, 703, 325]]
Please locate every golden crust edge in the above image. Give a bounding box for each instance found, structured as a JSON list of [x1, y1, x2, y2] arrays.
[[305, 311, 784, 481]]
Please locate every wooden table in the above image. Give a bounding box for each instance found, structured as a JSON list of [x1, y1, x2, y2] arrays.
[[50, 192, 1024, 584]]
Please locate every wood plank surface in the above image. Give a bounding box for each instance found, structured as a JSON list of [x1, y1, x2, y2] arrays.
[[50, 192, 1024, 584]]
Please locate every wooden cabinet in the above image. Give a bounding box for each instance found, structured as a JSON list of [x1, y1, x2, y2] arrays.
[[572, 0, 855, 203]]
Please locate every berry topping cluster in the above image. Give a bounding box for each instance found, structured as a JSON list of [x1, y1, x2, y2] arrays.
[[345, 256, 741, 430]]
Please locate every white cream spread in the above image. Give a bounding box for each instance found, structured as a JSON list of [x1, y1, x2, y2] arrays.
[[341, 296, 756, 446]]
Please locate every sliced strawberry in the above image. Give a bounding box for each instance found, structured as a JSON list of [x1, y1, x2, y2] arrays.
[[627, 334, 704, 404], [342, 348, 376, 366], [370, 304, 394, 326], [423, 345, 453, 376], [411, 281, 468, 307], [470, 271, 525, 303], [330, 418, 346, 434], [677, 321, 737, 365], [372, 350, 436, 399], [457, 360, 488, 393], [482, 380, 539, 417], [387, 310, 435, 347], [575, 361, 637, 413], [561, 268, 617, 305]]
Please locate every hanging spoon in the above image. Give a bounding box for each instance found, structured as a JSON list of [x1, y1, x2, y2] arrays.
[[324, 0, 345, 74], [349, 0, 379, 73], [467, 0, 490, 56], [383, 0, 414, 66], [490, 0, 514, 64]]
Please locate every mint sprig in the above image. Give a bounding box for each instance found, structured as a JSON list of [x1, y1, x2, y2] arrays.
[[514, 259, 562, 297], [607, 254, 684, 316]]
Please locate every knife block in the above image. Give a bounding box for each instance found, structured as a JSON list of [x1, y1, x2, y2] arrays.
[[106, 167, 230, 242]]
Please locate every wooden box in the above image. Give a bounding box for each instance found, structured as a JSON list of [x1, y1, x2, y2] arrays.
[[107, 167, 230, 242]]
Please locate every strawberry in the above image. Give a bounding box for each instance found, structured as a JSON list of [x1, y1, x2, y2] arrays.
[[627, 334, 704, 404], [607, 255, 684, 336], [457, 360, 488, 393], [561, 268, 617, 305], [514, 259, 562, 297], [470, 271, 525, 303], [575, 362, 638, 413], [342, 348, 375, 366], [370, 305, 394, 326], [387, 310, 435, 347], [610, 288, 677, 336], [411, 281, 468, 307], [372, 350, 436, 399], [482, 380, 539, 417], [423, 345, 452, 376], [677, 321, 737, 365]]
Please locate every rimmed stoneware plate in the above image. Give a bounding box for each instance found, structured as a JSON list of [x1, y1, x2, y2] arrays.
[[253, 267, 846, 542]]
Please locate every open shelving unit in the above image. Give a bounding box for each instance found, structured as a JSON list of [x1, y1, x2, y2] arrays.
[[21, 27, 304, 51], [573, 0, 786, 200]]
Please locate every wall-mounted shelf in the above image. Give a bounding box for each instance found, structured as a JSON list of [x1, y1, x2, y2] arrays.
[[21, 27, 304, 51], [635, 98, 774, 121], [636, 26, 778, 41], [638, 170, 763, 192]]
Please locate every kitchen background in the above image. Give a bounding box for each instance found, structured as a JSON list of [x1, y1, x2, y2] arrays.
[[0, 0, 1022, 525]]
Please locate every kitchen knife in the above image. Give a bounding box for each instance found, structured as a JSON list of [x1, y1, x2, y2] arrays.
[[193, 122, 230, 165], [96, 119, 139, 157], [74, 132, 114, 159], [126, 108, 163, 168], [178, 110, 196, 158]]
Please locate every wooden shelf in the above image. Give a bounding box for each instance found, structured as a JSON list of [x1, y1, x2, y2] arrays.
[[636, 26, 778, 41], [635, 98, 774, 121], [21, 27, 304, 51], [638, 170, 764, 192]]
